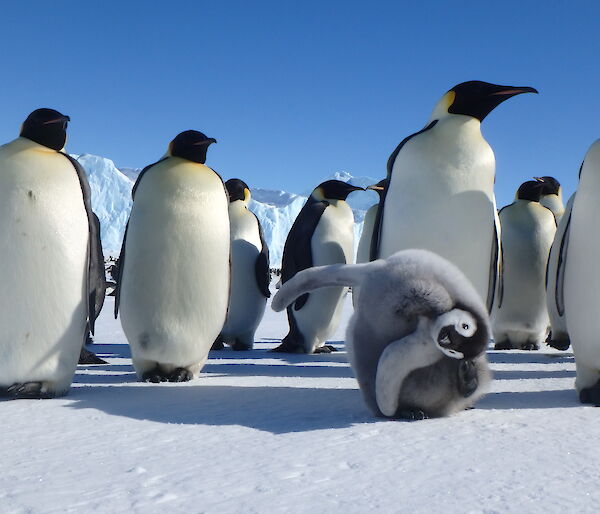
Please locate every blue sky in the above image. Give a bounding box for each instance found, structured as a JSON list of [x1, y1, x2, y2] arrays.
[[0, 1, 598, 206]]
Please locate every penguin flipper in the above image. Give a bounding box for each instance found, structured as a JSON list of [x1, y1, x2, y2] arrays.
[[113, 222, 129, 318], [281, 198, 327, 311], [487, 212, 501, 312], [370, 120, 438, 261], [252, 212, 271, 298], [60, 154, 106, 334], [555, 206, 573, 317]]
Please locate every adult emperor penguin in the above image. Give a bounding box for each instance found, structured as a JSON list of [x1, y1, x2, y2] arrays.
[[0, 108, 105, 398], [535, 176, 565, 222], [356, 179, 387, 265], [371, 81, 538, 311], [556, 140, 600, 404], [273, 180, 363, 353], [492, 181, 556, 350], [271, 249, 492, 419], [115, 130, 230, 382], [213, 178, 270, 351], [545, 192, 575, 351]]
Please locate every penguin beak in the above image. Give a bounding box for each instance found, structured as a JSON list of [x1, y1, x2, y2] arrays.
[[43, 115, 71, 125], [489, 85, 538, 96], [194, 138, 217, 146], [533, 177, 544, 182], [346, 184, 365, 192], [367, 185, 385, 191]]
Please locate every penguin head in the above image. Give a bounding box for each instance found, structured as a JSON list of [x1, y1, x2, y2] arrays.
[[430, 81, 538, 122], [516, 180, 544, 202], [311, 180, 364, 201], [225, 178, 251, 204], [20, 108, 70, 151], [431, 308, 478, 360], [366, 179, 388, 199], [534, 176, 561, 196], [169, 130, 216, 164]]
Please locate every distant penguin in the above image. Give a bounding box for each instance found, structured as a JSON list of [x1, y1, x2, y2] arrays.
[[546, 192, 575, 351], [371, 81, 538, 311], [115, 130, 230, 382], [273, 180, 363, 353], [0, 109, 105, 398], [556, 140, 600, 404], [492, 181, 556, 350], [272, 249, 492, 419], [535, 176, 565, 222], [356, 180, 387, 265], [213, 179, 270, 351]]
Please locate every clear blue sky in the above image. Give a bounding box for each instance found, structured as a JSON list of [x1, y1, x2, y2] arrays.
[[0, 1, 597, 206]]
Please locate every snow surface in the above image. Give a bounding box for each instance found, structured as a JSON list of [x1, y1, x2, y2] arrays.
[[72, 155, 377, 265], [2, 290, 599, 513]]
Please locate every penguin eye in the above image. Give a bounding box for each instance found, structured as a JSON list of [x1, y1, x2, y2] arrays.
[[462, 323, 469, 331]]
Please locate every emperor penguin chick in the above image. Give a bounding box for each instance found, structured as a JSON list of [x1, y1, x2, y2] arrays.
[[273, 180, 363, 354], [492, 181, 556, 350], [115, 130, 230, 383], [0, 109, 105, 399], [214, 179, 270, 351], [272, 249, 492, 419]]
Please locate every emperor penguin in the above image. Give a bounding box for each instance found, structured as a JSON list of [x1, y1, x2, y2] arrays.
[[545, 192, 575, 351], [492, 181, 556, 350], [0, 109, 105, 398], [115, 130, 230, 382], [356, 179, 387, 265], [535, 176, 565, 222], [556, 140, 600, 404], [271, 249, 492, 419], [213, 178, 270, 351], [272, 180, 363, 354], [371, 81, 538, 311]]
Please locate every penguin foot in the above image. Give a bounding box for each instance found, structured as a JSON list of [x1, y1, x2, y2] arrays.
[[232, 341, 252, 351], [457, 360, 478, 398], [494, 340, 513, 350], [546, 339, 571, 351], [521, 342, 540, 351], [211, 341, 225, 351], [313, 345, 338, 354], [168, 368, 193, 382], [142, 369, 167, 383], [270, 341, 305, 354], [579, 380, 600, 406], [79, 347, 108, 365], [396, 410, 429, 421], [7, 382, 53, 399]]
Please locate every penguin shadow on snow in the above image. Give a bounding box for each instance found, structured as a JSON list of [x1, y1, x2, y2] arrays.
[[478, 388, 580, 410], [487, 350, 574, 365], [65, 383, 373, 433]]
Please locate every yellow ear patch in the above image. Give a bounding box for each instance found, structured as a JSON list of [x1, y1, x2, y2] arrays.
[[312, 187, 325, 201], [444, 91, 456, 111], [167, 140, 174, 156], [244, 188, 251, 201]]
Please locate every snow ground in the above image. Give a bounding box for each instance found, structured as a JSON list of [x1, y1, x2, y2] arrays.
[[1, 292, 599, 514]]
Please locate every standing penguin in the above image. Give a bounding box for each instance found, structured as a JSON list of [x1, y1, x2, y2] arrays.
[[115, 130, 229, 382], [271, 249, 492, 419], [213, 179, 270, 351], [545, 192, 575, 351], [356, 180, 387, 264], [492, 181, 556, 350], [0, 109, 105, 398], [273, 180, 363, 353], [556, 140, 600, 403], [371, 81, 538, 311], [535, 176, 565, 222]]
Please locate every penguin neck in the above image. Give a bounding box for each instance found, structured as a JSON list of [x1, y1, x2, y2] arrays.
[[16, 136, 62, 153], [540, 193, 564, 216], [229, 198, 250, 213]]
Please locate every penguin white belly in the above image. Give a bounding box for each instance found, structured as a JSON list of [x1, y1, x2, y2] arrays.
[[0, 140, 88, 394], [220, 204, 266, 345], [356, 204, 377, 264], [380, 117, 496, 303], [294, 202, 354, 352], [540, 195, 564, 222], [492, 204, 555, 345], [564, 175, 600, 389], [119, 159, 229, 376]]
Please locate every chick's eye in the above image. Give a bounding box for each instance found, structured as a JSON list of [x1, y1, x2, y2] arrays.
[[462, 323, 469, 330]]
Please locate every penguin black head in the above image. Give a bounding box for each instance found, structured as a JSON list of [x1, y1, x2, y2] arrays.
[[312, 180, 364, 201], [225, 178, 250, 203], [367, 179, 388, 199], [534, 176, 561, 196], [516, 180, 544, 202], [433, 81, 538, 122], [20, 108, 70, 151], [169, 130, 216, 164]]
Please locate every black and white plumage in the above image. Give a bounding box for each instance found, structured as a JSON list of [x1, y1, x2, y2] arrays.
[[272, 249, 492, 419], [0, 109, 106, 399]]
